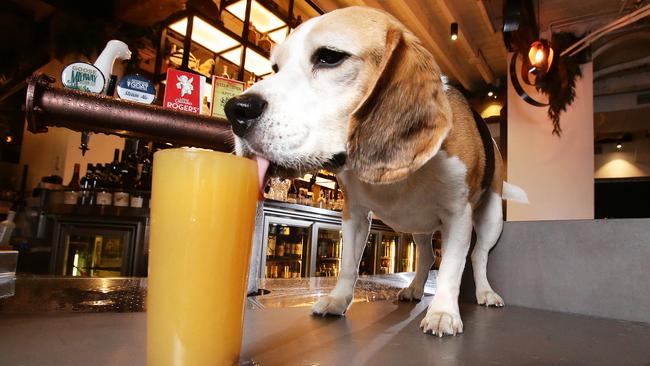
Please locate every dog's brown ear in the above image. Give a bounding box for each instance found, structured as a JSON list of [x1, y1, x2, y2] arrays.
[[347, 27, 452, 184]]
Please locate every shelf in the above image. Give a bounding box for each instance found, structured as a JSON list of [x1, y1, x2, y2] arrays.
[[318, 257, 340, 261], [266, 257, 302, 262]]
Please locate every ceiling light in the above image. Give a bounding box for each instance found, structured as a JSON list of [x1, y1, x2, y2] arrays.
[[5, 136, 13, 143], [226, 0, 286, 33], [268, 26, 289, 44], [450, 22, 458, 41], [169, 17, 240, 54], [616, 143, 622, 149], [221, 47, 274, 76], [487, 91, 494, 97]]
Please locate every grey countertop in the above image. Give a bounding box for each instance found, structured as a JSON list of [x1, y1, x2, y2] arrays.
[[2, 273, 650, 365]]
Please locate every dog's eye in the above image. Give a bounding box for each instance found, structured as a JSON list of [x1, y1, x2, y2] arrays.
[[312, 48, 349, 68], [272, 64, 279, 73]]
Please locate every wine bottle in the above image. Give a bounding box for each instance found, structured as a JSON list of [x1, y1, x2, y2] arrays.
[[64, 163, 81, 205], [80, 164, 96, 205], [113, 150, 130, 208], [95, 163, 113, 206]]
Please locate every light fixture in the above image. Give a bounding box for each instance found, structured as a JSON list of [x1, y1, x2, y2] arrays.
[[226, 0, 286, 33], [450, 22, 458, 41], [616, 143, 622, 149], [5, 136, 12, 143], [528, 39, 554, 74], [221, 47, 273, 76], [169, 17, 239, 54], [487, 90, 494, 97]]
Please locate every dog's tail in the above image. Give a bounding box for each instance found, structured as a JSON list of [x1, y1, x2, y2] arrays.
[[502, 182, 529, 203]]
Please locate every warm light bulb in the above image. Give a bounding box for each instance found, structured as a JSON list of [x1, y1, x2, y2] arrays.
[[451, 34, 458, 41], [488, 91, 494, 97], [616, 143, 622, 149], [534, 49, 545, 65], [5, 136, 12, 143]]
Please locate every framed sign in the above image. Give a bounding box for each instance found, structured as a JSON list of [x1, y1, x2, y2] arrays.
[[211, 76, 245, 120]]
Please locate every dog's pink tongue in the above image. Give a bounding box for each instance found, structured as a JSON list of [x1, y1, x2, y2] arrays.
[[254, 155, 270, 197]]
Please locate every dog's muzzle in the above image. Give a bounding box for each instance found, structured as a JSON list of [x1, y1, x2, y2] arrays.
[[224, 94, 267, 137]]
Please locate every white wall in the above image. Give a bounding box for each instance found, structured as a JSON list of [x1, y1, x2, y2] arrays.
[[507, 62, 594, 221], [19, 58, 124, 190]]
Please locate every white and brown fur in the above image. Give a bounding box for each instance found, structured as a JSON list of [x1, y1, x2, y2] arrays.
[[232, 7, 527, 337]]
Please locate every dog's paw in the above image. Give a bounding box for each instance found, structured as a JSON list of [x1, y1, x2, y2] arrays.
[[398, 286, 424, 301], [312, 295, 350, 316], [476, 290, 504, 307], [420, 311, 463, 337]]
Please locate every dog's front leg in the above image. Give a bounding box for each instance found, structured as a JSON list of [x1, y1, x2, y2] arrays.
[[312, 204, 371, 316], [420, 203, 472, 336]]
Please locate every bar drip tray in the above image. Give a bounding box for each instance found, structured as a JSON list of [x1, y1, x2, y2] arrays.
[[0, 273, 436, 313]]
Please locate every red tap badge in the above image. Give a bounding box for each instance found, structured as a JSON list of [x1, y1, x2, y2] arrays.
[[163, 68, 205, 114]]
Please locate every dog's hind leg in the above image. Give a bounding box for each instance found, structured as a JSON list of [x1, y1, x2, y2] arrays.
[[398, 233, 434, 301], [312, 205, 371, 316], [471, 191, 505, 307]]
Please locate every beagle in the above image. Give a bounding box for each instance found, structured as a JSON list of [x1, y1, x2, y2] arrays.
[[225, 6, 528, 337]]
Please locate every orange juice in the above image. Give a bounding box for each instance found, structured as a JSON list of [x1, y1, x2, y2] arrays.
[[147, 148, 258, 366]]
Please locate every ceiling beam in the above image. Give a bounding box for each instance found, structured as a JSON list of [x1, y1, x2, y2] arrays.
[[437, 0, 496, 84], [360, 0, 475, 90], [594, 56, 650, 80]]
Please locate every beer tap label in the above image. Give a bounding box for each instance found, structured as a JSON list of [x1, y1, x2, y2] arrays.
[[163, 68, 205, 114], [211, 76, 244, 120], [117, 74, 156, 104], [61, 62, 106, 93]]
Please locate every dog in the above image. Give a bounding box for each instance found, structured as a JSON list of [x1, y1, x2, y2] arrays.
[[225, 6, 528, 337]]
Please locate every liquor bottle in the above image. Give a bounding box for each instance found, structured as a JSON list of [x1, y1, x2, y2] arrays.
[[130, 162, 145, 208], [287, 181, 298, 204], [94, 163, 113, 206], [64, 163, 81, 205], [80, 164, 96, 205]]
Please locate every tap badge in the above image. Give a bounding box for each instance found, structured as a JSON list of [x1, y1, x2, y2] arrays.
[[163, 68, 205, 114], [117, 74, 156, 104], [61, 62, 106, 94]]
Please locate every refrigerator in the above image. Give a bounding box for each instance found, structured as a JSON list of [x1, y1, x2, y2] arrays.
[[398, 234, 417, 272], [261, 217, 311, 279], [310, 223, 343, 277], [359, 232, 378, 276], [51, 218, 144, 277], [376, 232, 400, 275]]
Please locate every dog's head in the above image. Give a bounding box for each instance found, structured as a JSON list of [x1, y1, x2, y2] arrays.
[[225, 6, 452, 190]]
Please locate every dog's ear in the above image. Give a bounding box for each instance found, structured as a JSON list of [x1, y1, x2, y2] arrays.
[[347, 26, 452, 184]]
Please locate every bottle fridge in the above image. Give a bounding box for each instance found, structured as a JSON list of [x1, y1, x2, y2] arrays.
[[261, 217, 311, 279], [358, 232, 378, 276], [376, 232, 400, 275], [310, 223, 342, 277], [51, 218, 145, 277], [399, 234, 417, 272]]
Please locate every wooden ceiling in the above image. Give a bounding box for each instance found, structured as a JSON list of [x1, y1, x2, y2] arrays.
[[314, 0, 507, 92]]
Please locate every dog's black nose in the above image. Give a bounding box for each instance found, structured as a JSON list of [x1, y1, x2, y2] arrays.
[[224, 94, 267, 137]]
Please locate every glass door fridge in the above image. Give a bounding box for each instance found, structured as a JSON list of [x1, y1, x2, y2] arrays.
[[398, 234, 417, 272], [359, 232, 378, 276], [52, 220, 141, 277], [310, 223, 342, 277], [261, 217, 311, 279], [376, 232, 400, 275]]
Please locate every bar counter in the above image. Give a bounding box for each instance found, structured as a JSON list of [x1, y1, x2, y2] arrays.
[[2, 273, 650, 365]]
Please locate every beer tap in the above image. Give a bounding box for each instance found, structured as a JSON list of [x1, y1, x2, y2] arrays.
[[76, 40, 132, 155]]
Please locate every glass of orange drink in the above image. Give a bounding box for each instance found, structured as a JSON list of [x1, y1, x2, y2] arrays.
[[147, 148, 258, 366]]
